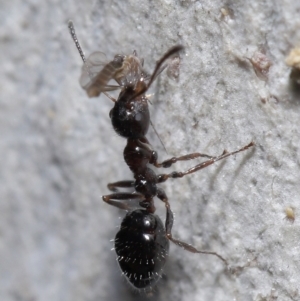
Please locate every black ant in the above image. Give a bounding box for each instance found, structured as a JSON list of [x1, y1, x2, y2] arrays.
[[69, 21, 254, 291]]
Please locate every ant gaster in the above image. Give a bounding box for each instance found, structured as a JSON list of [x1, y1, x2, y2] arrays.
[[69, 21, 254, 290]]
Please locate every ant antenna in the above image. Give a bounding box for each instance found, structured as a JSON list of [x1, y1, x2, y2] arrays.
[[130, 45, 184, 101], [150, 119, 168, 154], [68, 20, 86, 63], [147, 46, 184, 91]]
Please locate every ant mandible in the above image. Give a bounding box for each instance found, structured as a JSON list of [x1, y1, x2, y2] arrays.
[[69, 21, 254, 291]]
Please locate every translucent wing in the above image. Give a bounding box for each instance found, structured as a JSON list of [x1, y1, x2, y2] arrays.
[[80, 51, 124, 98], [80, 51, 107, 87]]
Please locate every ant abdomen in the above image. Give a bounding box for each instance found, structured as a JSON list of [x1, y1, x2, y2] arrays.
[[115, 210, 169, 289]]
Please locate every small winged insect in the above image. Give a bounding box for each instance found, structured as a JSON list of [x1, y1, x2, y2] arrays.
[[80, 51, 147, 98], [69, 21, 254, 291]]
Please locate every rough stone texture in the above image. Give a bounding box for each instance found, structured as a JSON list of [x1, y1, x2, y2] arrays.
[[1, 0, 300, 301]]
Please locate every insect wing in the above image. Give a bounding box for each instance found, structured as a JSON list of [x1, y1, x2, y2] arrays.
[[80, 51, 122, 97], [80, 51, 107, 87]]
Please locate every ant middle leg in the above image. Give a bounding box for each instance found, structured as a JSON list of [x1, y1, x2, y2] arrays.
[[107, 180, 135, 192], [102, 192, 144, 210], [156, 188, 227, 264], [157, 142, 254, 182]]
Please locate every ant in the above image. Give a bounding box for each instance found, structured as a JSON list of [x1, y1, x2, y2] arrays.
[[69, 21, 254, 291]]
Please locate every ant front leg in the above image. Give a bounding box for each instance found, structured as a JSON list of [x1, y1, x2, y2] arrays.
[[133, 138, 216, 169], [154, 152, 217, 168], [156, 188, 227, 264], [102, 192, 144, 211], [157, 142, 254, 182]]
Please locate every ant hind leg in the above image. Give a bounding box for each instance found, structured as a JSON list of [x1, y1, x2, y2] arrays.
[[156, 188, 227, 264]]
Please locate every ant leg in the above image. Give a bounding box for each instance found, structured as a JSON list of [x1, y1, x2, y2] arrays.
[[157, 142, 254, 183], [107, 180, 135, 192], [154, 152, 216, 168], [156, 188, 227, 264], [134, 138, 216, 169], [102, 193, 144, 210]]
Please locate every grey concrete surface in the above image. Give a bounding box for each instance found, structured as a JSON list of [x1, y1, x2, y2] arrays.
[[1, 0, 300, 301]]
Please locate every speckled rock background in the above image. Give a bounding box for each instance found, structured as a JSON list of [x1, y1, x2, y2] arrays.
[[1, 1, 300, 301]]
